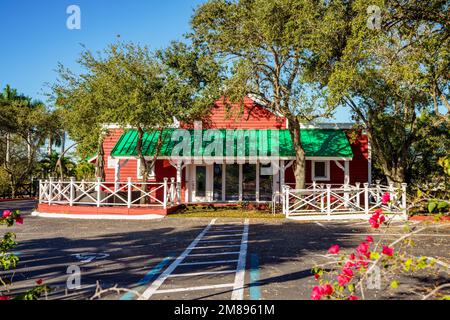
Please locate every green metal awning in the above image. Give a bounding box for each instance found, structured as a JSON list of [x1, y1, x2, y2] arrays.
[[111, 129, 354, 159]]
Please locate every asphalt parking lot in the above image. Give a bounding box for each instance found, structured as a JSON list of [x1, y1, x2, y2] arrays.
[[1, 200, 449, 300]]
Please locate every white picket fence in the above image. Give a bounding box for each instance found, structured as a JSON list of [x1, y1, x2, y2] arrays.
[[282, 182, 408, 221], [39, 178, 180, 209]]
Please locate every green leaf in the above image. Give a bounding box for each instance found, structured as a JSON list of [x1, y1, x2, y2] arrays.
[[428, 201, 438, 214]]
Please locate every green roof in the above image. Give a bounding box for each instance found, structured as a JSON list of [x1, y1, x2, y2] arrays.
[[111, 129, 353, 159]]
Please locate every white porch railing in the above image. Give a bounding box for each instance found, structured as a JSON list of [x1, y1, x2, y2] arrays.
[[39, 177, 180, 209], [282, 183, 408, 220]]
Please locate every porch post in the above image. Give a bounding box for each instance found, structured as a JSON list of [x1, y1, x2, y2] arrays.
[[114, 160, 120, 192], [222, 164, 226, 202], [176, 163, 182, 205], [355, 182, 361, 209], [280, 160, 285, 188], [239, 164, 243, 202], [256, 161, 260, 202]]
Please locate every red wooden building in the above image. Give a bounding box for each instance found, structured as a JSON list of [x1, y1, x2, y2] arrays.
[[91, 97, 370, 205]]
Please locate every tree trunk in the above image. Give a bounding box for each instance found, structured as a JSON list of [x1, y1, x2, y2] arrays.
[[60, 132, 66, 156], [289, 119, 306, 189], [48, 135, 53, 156], [96, 135, 106, 181], [5, 133, 10, 166]]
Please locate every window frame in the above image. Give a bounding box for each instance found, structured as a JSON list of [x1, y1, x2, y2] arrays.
[[311, 160, 330, 182]]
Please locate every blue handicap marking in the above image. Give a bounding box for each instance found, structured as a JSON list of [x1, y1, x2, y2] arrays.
[[250, 253, 261, 300]]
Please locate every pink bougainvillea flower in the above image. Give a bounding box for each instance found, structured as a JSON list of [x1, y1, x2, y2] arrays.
[[2, 210, 12, 218], [311, 286, 322, 300], [345, 261, 355, 269], [15, 217, 24, 225], [356, 242, 369, 255], [314, 273, 320, 280], [321, 284, 334, 296], [381, 192, 391, 205], [379, 215, 386, 224], [338, 274, 351, 286], [349, 253, 356, 261], [382, 246, 394, 257], [342, 267, 354, 278], [328, 245, 340, 255], [348, 295, 359, 300], [369, 217, 380, 229], [357, 256, 369, 269], [36, 279, 43, 285], [366, 236, 374, 243], [0, 295, 10, 300]]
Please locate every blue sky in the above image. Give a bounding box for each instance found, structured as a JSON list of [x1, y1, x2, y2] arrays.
[[0, 0, 350, 121]]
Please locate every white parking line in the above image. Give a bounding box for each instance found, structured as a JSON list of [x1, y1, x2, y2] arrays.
[[168, 270, 236, 278], [138, 218, 250, 300], [153, 283, 234, 294], [180, 259, 239, 266], [199, 239, 242, 243], [188, 252, 240, 257], [138, 219, 217, 300], [191, 244, 241, 249], [231, 219, 249, 300]]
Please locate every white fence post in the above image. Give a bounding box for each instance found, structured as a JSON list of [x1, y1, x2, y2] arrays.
[[69, 177, 75, 206], [364, 183, 369, 215], [38, 180, 43, 203], [326, 184, 331, 219], [376, 180, 381, 204], [48, 178, 53, 205], [284, 185, 290, 217], [170, 177, 176, 205], [401, 183, 408, 219], [127, 178, 132, 209], [163, 178, 168, 210], [355, 182, 361, 209], [96, 177, 101, 208], [388, 183, 395, 211], [344, 183, 349, 208]]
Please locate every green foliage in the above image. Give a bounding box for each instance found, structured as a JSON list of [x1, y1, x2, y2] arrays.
[[75, 161, 96, 181]]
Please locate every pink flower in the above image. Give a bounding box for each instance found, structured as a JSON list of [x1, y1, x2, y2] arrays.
[[349, 253, 356, 261], [311, 286, 322, 300], [15, 217, 24, 225], [345, 261, 355, 269], [382, 246, 394, 257], [328, 245, 340, 255], [342, 267, 353, 278], [369, 210, 386, 229], [382, 193, 391, 205], [348, 295, 359, 300], [314, 273, 320, 280], [2, 210, 11, 218], [366, 236, 374, 243], [321, 284, 334, 296], [338, 274, 351, 286], [379, 215, 386, 224], [36, 279, 43, 285], [357, 242, 369, 255], [0, 295, 10, 300]]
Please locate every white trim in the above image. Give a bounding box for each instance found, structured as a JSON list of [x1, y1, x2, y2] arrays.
[[31, 211, 164, 220], [112, 156, 354, 161], [311, 160, 331, 182], [231, 219, 249, 300], [287, 214, 406, 221], [299, 123, 355, 130]]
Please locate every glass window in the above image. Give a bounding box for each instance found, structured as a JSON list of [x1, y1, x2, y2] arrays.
[[259, 164, 273, 201], [242, 164, 256, 201], [225, 164, 240, 201], [196, 166, 206, 198], [213, 164, 223, 201], [313, 161, 329, 181]]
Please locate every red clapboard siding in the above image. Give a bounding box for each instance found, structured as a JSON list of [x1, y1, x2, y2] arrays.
[[183, 97, 287, 129]]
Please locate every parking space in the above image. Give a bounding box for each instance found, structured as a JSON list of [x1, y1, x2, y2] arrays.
[[1, 200, 449, 300]]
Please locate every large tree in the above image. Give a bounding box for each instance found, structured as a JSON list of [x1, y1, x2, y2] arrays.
[[190, 0, 355, 188], [327, 0, 449, 185], [53, 41, 222, 180]]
